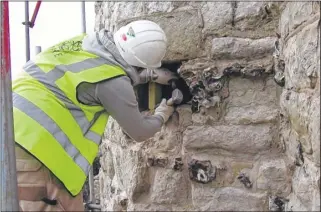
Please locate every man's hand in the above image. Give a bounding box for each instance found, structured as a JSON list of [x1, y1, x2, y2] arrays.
[[154, 99, 174, 123], [139, 68, 179, 85]]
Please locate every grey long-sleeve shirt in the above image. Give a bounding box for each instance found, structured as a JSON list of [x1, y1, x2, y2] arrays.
[[77, 75, 163, 142]]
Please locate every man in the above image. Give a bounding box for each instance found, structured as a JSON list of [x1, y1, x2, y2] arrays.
[[13, 20, 177, 211]]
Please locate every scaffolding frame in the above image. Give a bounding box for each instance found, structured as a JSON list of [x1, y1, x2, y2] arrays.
[[1, 1, 99, 210]]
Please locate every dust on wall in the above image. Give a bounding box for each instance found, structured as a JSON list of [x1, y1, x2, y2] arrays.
[[93, 2, 320, 211]]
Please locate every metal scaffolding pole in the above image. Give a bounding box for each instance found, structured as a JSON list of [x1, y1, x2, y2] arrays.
[[81, 1, 86, 33], [0, 1, 19, 211], [24, 1, 30, 62]]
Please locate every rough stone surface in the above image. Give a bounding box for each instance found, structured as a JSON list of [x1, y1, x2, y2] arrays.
[[150, 169, 188, 204], [256, 158, 292, 196], [211, 37, 275, 60], [192, 186, 268, 211], [183, 124, 274, 155], [282, 20, 320, 90], [280, 2, 320, 38], [95, 2, 320, 211]]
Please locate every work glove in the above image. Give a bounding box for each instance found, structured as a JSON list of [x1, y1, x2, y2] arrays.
[[139, 68, 179, 85], [154, 98, 175, 123]]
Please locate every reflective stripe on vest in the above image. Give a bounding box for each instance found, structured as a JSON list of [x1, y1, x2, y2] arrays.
[[25, 61, 103, 144], [13, 92, 91, 174], [13, 34, 126, 196]]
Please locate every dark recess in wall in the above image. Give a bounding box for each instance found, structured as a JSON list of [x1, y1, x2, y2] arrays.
[[137, 61, 192, 111]]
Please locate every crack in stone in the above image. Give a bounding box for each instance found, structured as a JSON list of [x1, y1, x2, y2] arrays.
[[231, 1, 238, 27]]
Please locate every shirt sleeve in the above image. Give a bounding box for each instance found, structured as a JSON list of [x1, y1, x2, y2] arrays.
[[95, 76, 163, 142]]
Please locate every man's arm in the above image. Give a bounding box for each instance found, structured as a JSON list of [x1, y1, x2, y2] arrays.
[[95, 76, 164, 142]]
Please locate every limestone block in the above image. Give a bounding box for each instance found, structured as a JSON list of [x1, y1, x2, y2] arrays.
[[280, 90, 312, 135], [192, 186, 268, 211], [150, 169, 188, 204], [235, 2, 265, 21], [176, 105, 192, 128], [285, 193, 308, 211], [308, 96, 320, 166], [99, 141, 114, 177], [227, 77, 277, 110], [183, 124, 274, 154], [96, 2, 176, 32], [284, 129, 305, 166], [280, 90, 319, 167], [225, 105, 279, 125], [280, 2, 320, 38], [110, 143, 148, 202], [256, 159, 292, 196], [201, 2, 232, 34], [235, 2, 281, 33], [150, 112, 182, 153], [283, 20, 320, 90], [211, 37, 275, 60], [116, 9, 203, 61], [312, 187, 321, 211], [288, 161, 320, 210]]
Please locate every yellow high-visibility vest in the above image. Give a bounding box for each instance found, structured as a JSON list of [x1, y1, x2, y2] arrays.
[[12, 34, 126, 196]]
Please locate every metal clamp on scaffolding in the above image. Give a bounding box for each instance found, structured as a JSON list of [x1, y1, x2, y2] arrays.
[[22, 1, 42, 61]]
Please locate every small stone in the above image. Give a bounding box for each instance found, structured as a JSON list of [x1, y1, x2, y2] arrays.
[[237, 173, 252, 188], [173, 157, 184, 171], [295, 142, 304, 166], [147, 156, 169, 168], [188, 159, 216, 183], [269, 195, 289, 211]]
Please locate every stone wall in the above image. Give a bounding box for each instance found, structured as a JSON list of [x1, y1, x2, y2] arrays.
[[94, 2, 320, 211], [278, 2, 320, 211]]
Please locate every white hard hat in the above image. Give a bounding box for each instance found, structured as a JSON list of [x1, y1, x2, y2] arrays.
[[113, 20, 167, 69]]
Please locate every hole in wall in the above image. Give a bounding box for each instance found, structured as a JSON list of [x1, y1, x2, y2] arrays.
[[136, 61, 193, 112]]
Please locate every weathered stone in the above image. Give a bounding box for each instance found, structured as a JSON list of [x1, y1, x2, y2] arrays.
[[228, 77, 277, 107], [192, 186, 268, 211], [237, 173, 253, 188], [211, 37, 276, 59], [147, 156, 168, 168], [96, 2, 176, 32], [280, 2, 320, 38], [280, 90, 313, 136], [284, 193, 308, 211], [183, 124, 274, 154], [308, 96, 320, 166], [150, 112, 182, 153], [201, 2, 232, 34], [283, 20, 320, 90], [172, 157, 184, 171], [284, 129, 305, 166], [150, 169, 188, 204], [268, 195, 289, 211], [117, 9, 203, 61], [176, 105, 192, 128], [256, 159, 292, 196], [235, 2, 281, 33], [287, 161, 320, 210], [225, 105, 278, 125]]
